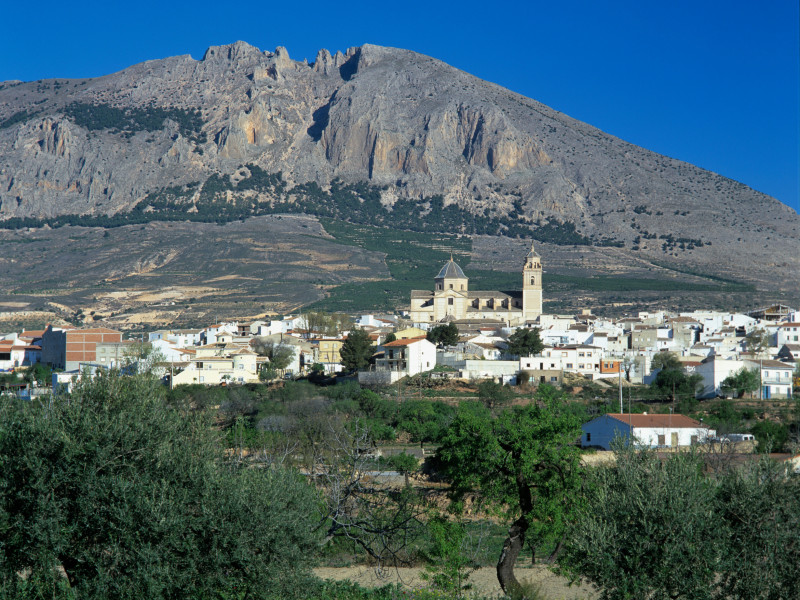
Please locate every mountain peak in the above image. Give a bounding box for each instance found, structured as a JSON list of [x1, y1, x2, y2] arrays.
[[201, 40, 264, 62], [0, 41, 796, 293]]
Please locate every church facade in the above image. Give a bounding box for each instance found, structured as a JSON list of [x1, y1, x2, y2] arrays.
[[409, 243, 542, 327]]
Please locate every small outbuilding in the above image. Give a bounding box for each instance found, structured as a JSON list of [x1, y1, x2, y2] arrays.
[[582, 413, 715, 450]]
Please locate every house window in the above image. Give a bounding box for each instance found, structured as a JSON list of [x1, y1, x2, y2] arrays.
[[448, 298, 454, 306], [550, 376, 558, 382], [586, 433, 591, 442], [199, 376, 204, 383], [579, 352, 585, 357], [449, 284, 453, 289], [239, 364, 244, 369], [566, 363, 573, 368]]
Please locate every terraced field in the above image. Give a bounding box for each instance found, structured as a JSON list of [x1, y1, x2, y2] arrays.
[[0, 215, 791, 332]]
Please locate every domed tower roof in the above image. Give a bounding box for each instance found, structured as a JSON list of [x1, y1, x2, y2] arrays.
[[525, 242, 540, 259], [436, 257, 468, 280]]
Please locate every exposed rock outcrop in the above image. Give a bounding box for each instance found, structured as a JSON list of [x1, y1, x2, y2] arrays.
[[0, 42, 797, 290]]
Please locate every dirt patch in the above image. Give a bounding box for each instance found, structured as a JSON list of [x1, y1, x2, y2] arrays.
[[314, 566, 598, 599]]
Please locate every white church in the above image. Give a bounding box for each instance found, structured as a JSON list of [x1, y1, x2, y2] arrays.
[[409, 242, 543, 327]]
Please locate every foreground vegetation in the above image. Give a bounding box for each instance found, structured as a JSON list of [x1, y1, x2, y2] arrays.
[[2, 371, 798, 599]]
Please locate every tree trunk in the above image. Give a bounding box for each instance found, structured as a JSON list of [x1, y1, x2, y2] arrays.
[[497, 515, 530, 599]]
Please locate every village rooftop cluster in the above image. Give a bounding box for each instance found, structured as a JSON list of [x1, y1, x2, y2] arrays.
[[1, 252, 798, 454]]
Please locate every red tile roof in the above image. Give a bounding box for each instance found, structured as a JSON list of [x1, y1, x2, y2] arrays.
[[607, 413, 704, 428], [384, 338, 428, 347], [20, 329, 46, 337]]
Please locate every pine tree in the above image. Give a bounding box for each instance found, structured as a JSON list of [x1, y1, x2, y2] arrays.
[[340, 328, 375, 372]]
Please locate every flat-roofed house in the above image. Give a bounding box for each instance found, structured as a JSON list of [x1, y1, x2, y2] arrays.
[[777, 323, 800, 347], [746, 359, 794, 399], [41, 326, 122, 371], [377, 338, 436, 376]]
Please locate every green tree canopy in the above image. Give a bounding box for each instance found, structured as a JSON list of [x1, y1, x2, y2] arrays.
[[650, 352, 703, 406], [559, 446, 719, 600], [506, 327, 544, 357], [396, 399, 455, 444], [436, 385, 583, 597], [340, 328, 375, 372], [720, 366, 759, 399], [427, 323, 459, 347], [477, 380, 515, 409], [651, 351, 681, 371], [560, 447, 800, 600], [252, 337, 295, 371], [22, 362, 52, 386], [0, 371, 320, 599], [380, 451, 419, 486]]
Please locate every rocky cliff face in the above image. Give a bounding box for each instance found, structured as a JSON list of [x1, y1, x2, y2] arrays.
[[0, 41, 798, 290]]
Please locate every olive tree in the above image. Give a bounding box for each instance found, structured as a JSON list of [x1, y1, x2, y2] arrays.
[[559, 447, 800, 600], [714, 456, 800, 600], [0, 370, 320, 599], [436, 385, 583, 598], [558, 446, 719, 600]]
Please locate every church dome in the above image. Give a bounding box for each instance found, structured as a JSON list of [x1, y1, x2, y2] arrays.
[[436, 258, 467, 280]]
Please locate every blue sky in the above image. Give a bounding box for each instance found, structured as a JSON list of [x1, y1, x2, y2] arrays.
[[2, 0, 797, 212]]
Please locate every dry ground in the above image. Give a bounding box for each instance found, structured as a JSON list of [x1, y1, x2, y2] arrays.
[[0, 215, 388, 330], [315, 566, 598, 599]]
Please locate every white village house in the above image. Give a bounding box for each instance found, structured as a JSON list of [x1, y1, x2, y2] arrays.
[[358, 338, 436, 385], [581, 413, 715, 450]]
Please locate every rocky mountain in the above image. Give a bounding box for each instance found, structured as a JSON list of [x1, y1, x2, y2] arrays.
[[0, 41, 798, 292]]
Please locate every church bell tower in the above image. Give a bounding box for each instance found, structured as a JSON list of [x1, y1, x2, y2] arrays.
[[522, 242, 542, 322]]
